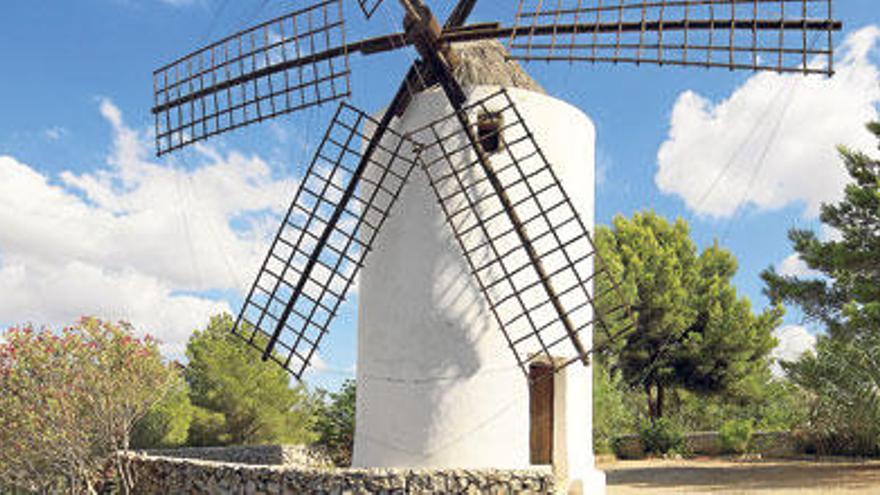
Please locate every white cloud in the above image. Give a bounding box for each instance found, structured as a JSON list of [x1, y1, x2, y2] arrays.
[[596, 146, 613, 186], [0, 257, 226, 360], [303, 352, 357, 379], [778, 253, 821, 278], [157, 0, 197, 6], [308, 353, 329, 373], [770, 325, 817, 377], [820, 223, 844, 242], [44, 127, 66, 141], [0, 99, 297, 357], [656, 26, 880, 218]]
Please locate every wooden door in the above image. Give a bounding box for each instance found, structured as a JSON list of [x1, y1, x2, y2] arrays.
[[529, 363, 554, 465]]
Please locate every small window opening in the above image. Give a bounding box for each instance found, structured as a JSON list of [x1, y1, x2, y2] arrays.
[[477, 112, 504, 154]]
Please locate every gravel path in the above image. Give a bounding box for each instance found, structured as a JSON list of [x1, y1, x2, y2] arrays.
[[599, 458, 880, 495]]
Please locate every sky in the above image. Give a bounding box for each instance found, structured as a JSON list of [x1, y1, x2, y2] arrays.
[[0, 1, 878, 390]]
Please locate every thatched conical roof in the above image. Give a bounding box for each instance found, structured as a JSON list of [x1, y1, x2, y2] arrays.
[[449, 39, 545, 94]]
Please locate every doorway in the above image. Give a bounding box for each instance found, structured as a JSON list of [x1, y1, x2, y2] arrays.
[[529, 362, 554, 465]]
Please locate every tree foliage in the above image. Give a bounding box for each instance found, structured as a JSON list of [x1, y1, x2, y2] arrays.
[[311, 379, 356, 466], [762, 122, 880, 340], [184, 314, 317, 446], [785, 332, 880, 456], [131, 368, 193, 449], [0, 318, 176, 494], [763, 124, 880, 455], [669, 372, 807, 434], [596, 211, 779, 420], [593, 362, 638, 453], [719, 419, 753, 454]]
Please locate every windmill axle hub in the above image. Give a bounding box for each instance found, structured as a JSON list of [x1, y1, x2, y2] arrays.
[[401, 1, 459, 75]]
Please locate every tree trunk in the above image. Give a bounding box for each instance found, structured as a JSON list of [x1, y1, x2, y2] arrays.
[[115, 450, 132, 495], [656, 384, 665, 420], [644, 383, 666, 421], [645, 383, 656, 421]]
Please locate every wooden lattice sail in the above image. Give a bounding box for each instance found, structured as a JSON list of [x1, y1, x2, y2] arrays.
[[151, 0, 842, 379]]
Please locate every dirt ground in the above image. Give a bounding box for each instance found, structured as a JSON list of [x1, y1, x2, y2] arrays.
[[598, 457, 880, 495]]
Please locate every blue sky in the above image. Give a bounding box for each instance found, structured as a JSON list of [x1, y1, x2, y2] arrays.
[[1, 1, 878, 390]]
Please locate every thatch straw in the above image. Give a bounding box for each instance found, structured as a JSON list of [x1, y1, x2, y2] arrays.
[[450, 40, 545, 94]]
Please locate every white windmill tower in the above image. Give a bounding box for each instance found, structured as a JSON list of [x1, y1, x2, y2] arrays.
[[151, 1, 840, 492], [354, 40, 604, 485]]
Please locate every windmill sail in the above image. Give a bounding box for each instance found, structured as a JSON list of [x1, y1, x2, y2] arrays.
[[410, 89, 635, 375], [234, 101, 418, 378], [503, 0, 838, 75], [150, 0, 843, 380], [357, 0, 386, 19], [152, 0, 350, 155]]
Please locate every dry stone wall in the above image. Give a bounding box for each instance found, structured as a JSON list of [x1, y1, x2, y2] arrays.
[[120, 452, 556, 495]]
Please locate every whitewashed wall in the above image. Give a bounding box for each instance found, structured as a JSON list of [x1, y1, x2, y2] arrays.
[[353, 85, 602, 493]]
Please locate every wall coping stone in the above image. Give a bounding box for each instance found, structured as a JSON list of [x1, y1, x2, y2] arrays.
[[138, 445, 333, 467]]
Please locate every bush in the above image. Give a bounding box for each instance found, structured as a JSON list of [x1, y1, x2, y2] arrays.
[[719, 419, 753, 454], [786, 334, 880, 457], [793, 428, 880, 457], [0, 319, 177, 493], [593, 363, 638, 454], [639, 418, 685, 455], [312, 380, 356, 466]]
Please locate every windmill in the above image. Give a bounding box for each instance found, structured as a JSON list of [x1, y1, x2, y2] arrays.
[[152, 0, 840, 490]]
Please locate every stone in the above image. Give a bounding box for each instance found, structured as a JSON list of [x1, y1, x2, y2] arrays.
[[119, 451, 556, 494]]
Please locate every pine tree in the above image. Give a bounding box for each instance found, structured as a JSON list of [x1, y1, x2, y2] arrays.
[[596, 211, 779, 420], [185, 314, 317, 446], [761, 122, 880, 455], [762, 122, 880, 340]]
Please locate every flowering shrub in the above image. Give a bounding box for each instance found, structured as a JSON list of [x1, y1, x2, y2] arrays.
[[0, 317, 177, 494]]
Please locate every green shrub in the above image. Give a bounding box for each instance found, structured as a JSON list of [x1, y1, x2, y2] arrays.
[[312, 380, 356, 466], [793, 428, 880, 457], [639, 418, 685, 455], [593, 363, 638, 454], [785, 335, 880, 457], [719, 419, 753, 454]]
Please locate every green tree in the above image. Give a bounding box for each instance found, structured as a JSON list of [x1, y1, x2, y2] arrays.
[[762, 123, 880, 341], [187, 407, 229, 447], [596, 211, 779, 420], [312, 380, 356, 465], [0, 318, 177, 494], [184, 314, 317, 446], [762, 122, 880, 455], [131, 367, 193, 449]]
